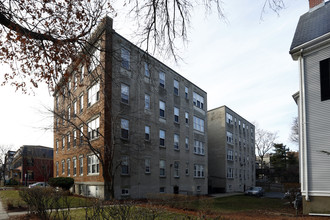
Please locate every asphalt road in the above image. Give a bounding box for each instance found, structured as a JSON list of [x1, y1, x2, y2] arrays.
[[263, 192, 284, 199]]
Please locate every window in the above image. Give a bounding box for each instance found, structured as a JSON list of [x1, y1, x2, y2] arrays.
[[73, 130, 77, 147], [73, 74, 78, 90], [67, 105, 71, 120], [174, 107, 179, 123], [159, 160, 165, 177], [320, 58, 330, 101], [121, 119, 129, 139], [79, 125, 84, 145], [145, 94, 150, 110], [79, 93, 84, 113], [197, 186, 201, 192], [194, 140, 205, 155], [226, 113, 233, 124], [121, 156, 129, 175], [227, 167, 233, 178], [174, 161, 179, 177], [185, 163, 189, 175], [159, 101, 165, 118], [62, 136, 65, 150], [194, 164, 204, 178], [160, 187, 165, 193], [88, 117, 100, 140], [73, 158, 77, 176], [174, 134, 179, 150], [193, 92, 204, 109], [159, 130, 165, 147], [81, 65, 85, 82], [121, 48, 130, 69], [193, 116, 204, 132], [67, 132, 71, 150], [87, 154, 99, 174], [56, 140, 58, 154], [227, 149, 233, 161], [159, 72, 165, 88], [145, 158, 151, 174], [73, 101, 77, 118], [145, 126, 150, 140], [62, 160, 65, 174], [121, 83, 129, 104], [174, 80, 179, 95], [227, 131, 233, 144], [185, 87, 188, 99], [185, 137, 189, 150], [121, 188, 129, 196], [89, 46, 100, 73], [144, 62, 150, 77], [185, 112, 189, 124], [87, 82, 100, 107], [56, 162, 59, 176], [67, 159, 71, 176], [79, 156, 83, 175]]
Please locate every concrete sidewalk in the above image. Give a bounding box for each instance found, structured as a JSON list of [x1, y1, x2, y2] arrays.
[[0, 199, 9, 220]]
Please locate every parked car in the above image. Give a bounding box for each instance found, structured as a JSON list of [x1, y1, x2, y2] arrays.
[[245, 187, 264, 197], [28, 182, 48, 188]]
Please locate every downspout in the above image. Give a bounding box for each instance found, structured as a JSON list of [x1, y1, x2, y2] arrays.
[[299, 49, 309, 201]]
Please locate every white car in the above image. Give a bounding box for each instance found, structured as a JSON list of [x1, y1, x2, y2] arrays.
[[244, 187, 264, 197], [28, 182, 48, 188]]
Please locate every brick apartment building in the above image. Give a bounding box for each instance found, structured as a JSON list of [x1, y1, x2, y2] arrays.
[[11, 145, 53, 185], [208, 106, 255, 193], [53, 17, 208, 199]]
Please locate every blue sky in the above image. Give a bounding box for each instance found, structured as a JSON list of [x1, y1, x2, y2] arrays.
[[0, 0, 308, 151]]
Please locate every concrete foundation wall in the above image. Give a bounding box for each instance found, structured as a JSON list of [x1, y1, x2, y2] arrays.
[[303, 196, 330, 215]]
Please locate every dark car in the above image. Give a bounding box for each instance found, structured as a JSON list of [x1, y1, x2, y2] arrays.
[[244, 187, 264, 197]]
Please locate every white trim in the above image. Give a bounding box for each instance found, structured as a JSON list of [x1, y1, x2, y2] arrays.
[[302, 191, 330, 197]]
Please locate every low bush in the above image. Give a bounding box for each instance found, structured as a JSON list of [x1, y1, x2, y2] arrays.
[[48, 177, 74, 191]]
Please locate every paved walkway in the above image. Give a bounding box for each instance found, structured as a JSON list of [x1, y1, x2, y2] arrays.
[[0, 199, 9, 220]]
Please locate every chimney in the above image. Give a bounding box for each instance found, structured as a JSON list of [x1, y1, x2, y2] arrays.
[[309, 0, 324, 9]]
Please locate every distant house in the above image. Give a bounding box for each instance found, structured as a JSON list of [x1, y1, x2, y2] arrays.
[[207, 106, 255, 193], [3, 151, 15, 184], [11, 145, 53, 185], [290, 0, 330, 215]]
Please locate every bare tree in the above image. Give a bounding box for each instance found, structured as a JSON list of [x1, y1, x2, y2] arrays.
[[0, 0, 285, 93], [289, 117, 299, 145], [0, 145, 13, 185], [255, 126, 278, 169]]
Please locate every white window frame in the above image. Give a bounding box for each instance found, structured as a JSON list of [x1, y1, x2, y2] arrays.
[[121, 118, 129, 139], [159, 160, 166, 177], [159, 101, 165, 118], [226, 113, 233, 124], [121, 156, 129, 175], [194, 140, 205, 155], [87, 82, 100, 107], [227, 149, 233, 161], [159, 130, 165, 147], [79, 156, 83, 175], [79, 93, 84, 113], [159, 72, 165, 88], [227, 167, 234, 179], [185, 87, 188, 99], [174, 161, 179, 178], [227, 131, 233, 144], [193, 92, 204, 109], [185, 112, 189, 124], [193, 116, 204, 132], [145, 94, 150, 110], [73, 157, 77, 176], [145, 125, 150, 141], [144, 62, 150, 77], [73, 100, 77, 117], [174, 107, 179, 123], [121, 47, 130, 69], [67, 159, 71, 176], [88, 117, 100, 140], [185, 137, 189, 150], [174, 134, 179, 150], [61, 160, 65, 174], [87, 154, 99, 175], [194, 164, 205, 178], [174, 79, 179, 95], [56, 161, 59, 177], [145, 158, 151, 174], [121, 83, 129, 104]]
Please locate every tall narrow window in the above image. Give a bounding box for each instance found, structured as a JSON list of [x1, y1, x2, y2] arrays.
[[174, 107, 179, 123], [159, 160, 165, 177], [185, 137, 189, 150], [73, 101, 77, 118], [79, 125, 84, 145], [145, 126, 150, 140], [121, 48, 130, 69], [81, 65, 85, 82], [159, 101, 165, 118], [79, 93, 84, 113], [227, 131, 233, 143], [67, 132, 71, 150], [56, 162, 59, 176], [194, 140, 205, 155], [174, 134, 179, 150], [145, 94, 150, 110], [194, 164, 204, 178], [121, 119, 129, 139], [87, 117, 100, 140], [56, 140, 58, 154], [121, 156, 129, 175], [185, 112, 189, 124], [159, 130, 165, 147], [79, 156, 83, 175], [226, 113, 233, 124], [174, 80, 179, 95], [193, 92, 204, 109], [73, 158, 77, 176], [62, 136, 65, 150], [174, 161, 179, 177], [159, 72, 165, 88], [144, 62, 150, 77], [73, 130, 77, 147], [67, 159, 71, 176], [67, 105, 71, 120], [185, 87, 188, 99], [87, 82, 100, 107], [121, 83, 129, 104], [320, 58, 330, 101], [145, 159, 151, 173], [62, 160, 65, 174], [73, 74, 78, 90]]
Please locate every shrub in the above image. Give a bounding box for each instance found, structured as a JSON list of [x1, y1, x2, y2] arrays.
[[7, 178, 19, 186], [48, 177, 74, 191]]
